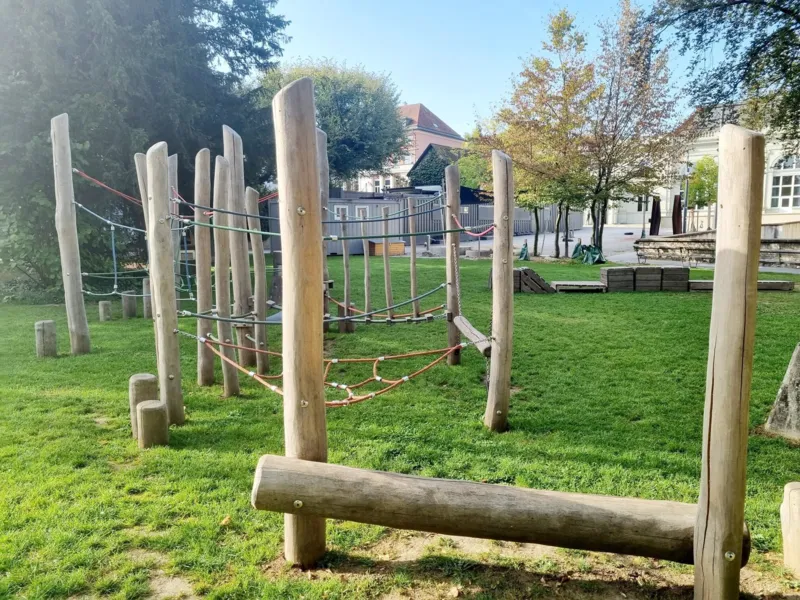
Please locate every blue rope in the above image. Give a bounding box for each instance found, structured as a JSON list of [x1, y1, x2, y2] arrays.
[[110, 225, 118, 292]]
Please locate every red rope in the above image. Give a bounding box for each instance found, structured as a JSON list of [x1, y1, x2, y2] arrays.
[[450, 214, 495, 238], [73, 169, 142, 206], [258, 191, 278, 203]]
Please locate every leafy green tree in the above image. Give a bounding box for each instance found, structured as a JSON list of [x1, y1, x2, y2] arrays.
[[260, 60, 407, 184], [652, 0, 800, 143], [0, 0, 288, 294], [689, 156, 718, 207]]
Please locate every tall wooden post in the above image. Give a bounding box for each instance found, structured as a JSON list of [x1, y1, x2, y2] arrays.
[[444, 165, 461, 365], [245, 187, 269, 375], [212, 157, 240, 397], [134, 154, 157, 324], [168, 154, 181, 300], [51, 114, 90, 355], [145, 142, 184, 426], [340, 214, 354, 333], [382, 206, 394, 319], [360, 208, 371, 313], [271, 77, 328, 567], [408, 197, 420, 317], [223, 125, 256, 367], [317, 129, 331, 333], [693, 125, 764, 600], [483, 151, 514, 432], [195, 149, 215, 386]]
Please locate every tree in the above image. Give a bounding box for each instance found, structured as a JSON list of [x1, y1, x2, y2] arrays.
[[407, 146, 464, 186], [0, 0, 287, 294], [260, 60, 407, 184], [688, 156, 718, 206], [457, 152, 491, 190], [652, 0, 800, 144], [585, 0, 685, 251], [484, 10, 599, 258]]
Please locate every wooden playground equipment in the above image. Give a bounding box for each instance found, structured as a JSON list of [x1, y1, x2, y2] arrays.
[[50, 77, 767, 599]]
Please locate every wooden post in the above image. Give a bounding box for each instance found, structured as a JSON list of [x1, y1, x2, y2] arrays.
[[212, 157, 240, 397], [129, 373, 158, 439], [273, 77, 328, 567], [137, 401, 169, 448], [360, 208, 371, 314], [142, 277, 152, 319], [145, 142, 184, 426], [382, 206, 394, 319], [134, 154, 157, 325], [98, 301, 112, 321], [252, 455, 751, 566], [51, 114, 90, 355], [317, 129, 331, 333], [168, 154, 181, 300], [122, 292, 137, 319], [195, 149, 215, 386], [223, 126, 256, 367], [484, 151, 514, 432], [339, 213, 354, 333], [408, 197, 420, 317], [35, 320, 57, 357], [444, 165, 461, 365], [245, 186, 269, 375], [693, 125, 763, 600]]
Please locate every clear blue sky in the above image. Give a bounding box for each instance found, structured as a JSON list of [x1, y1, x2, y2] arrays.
[[274, 0, 688, 136]]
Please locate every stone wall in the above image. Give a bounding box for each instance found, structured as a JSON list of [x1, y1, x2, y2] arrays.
[[634, 232, 800, 267]]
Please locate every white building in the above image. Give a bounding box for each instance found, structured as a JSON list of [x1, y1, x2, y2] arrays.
[[605, 115, 800, 230]]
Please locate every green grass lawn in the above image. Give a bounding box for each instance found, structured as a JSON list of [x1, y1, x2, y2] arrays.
[[2, 258, 800, 599]]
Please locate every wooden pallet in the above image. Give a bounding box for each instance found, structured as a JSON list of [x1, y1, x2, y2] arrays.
[[551, 281, 607, 293], [490, 267, 556, 294], [690, 279, 795, 292]]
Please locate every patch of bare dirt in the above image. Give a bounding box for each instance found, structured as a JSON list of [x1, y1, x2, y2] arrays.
[[127, 548, 197, 600]]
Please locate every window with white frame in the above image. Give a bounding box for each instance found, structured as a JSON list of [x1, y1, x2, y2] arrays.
[[355, 205, 369, 219], [373, 180, 381, 192], [333, 204, 348, 220], [770, 156, 800, 209], [384, 178, 391, 189]]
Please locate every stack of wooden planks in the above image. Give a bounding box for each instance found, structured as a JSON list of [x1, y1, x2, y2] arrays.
[[661, 266, 690, 292], [600, 267, 634, 292], [490, 267, 555, 293], [634, 266, 662, 292]]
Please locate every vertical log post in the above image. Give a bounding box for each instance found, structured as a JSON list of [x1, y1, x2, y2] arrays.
[[134, 154, 157, 327], [245, 187, 270, 375], [168, 154, 181, 303], [339, 214, 354, 333], [99, 301, 112, 322], [483, 151, 514, 432], [51, 114, 90, 355], [270, 77, 328, 567], [145, 142, 184, 426], [223, 126, 256, 367], [195, 149, 215, 386], [35, 320, 57, 358], [212, 157, 240, 397], [444, 165, 461, 366], [129, 373, 158, 439], [382, 206, 394, 319], [122, 292, 137, 319], [408, 197, 420, 317], [360, 209, 371, 314], [142, 277, 152, 319], [317, 129, 331, 333], [693, 125, 764, 600], [137, 401, 169, 449]]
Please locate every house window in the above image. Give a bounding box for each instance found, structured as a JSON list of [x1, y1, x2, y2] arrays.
[[355, 205, 369, 219], [637, 197, 643, 212], [384, 178, 391, 189], [333, 205, 348, 220], [373, 180, 381, 192], [770, 156, 800, 209]]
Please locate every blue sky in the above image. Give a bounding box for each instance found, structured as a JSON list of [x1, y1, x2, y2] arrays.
[[274, 0, 690, 136]]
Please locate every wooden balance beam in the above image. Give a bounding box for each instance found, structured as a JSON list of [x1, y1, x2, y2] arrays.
[[453, 315, 491, 357], [251, 455, 751, 566]]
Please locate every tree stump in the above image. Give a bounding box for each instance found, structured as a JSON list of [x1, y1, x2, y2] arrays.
[[35, 320, 57, 358], [782, 482, 800, 577], [98, 301, 112, 322], [129, 373, 158, 439], [122, 292, 137, 319], [766, 343, 800, 440], [137, 400, 169, 448]]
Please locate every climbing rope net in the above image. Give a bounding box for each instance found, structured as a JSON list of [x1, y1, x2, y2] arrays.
[[69, 166, 494, 407]]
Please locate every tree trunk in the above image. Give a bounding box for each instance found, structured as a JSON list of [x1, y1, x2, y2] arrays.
[[553, 204, 562, 258], [564, 204, 570, 257], [590, 199, 598, 247], [598, 199, 608, 252], [766, 344, 800, 440], [533, 210, 540, 257]]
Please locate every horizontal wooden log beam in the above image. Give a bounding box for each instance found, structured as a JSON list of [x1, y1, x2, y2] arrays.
[[453, 315, 491, 357], [251, 455, 750, 566], [690, 280, 795, 292]]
